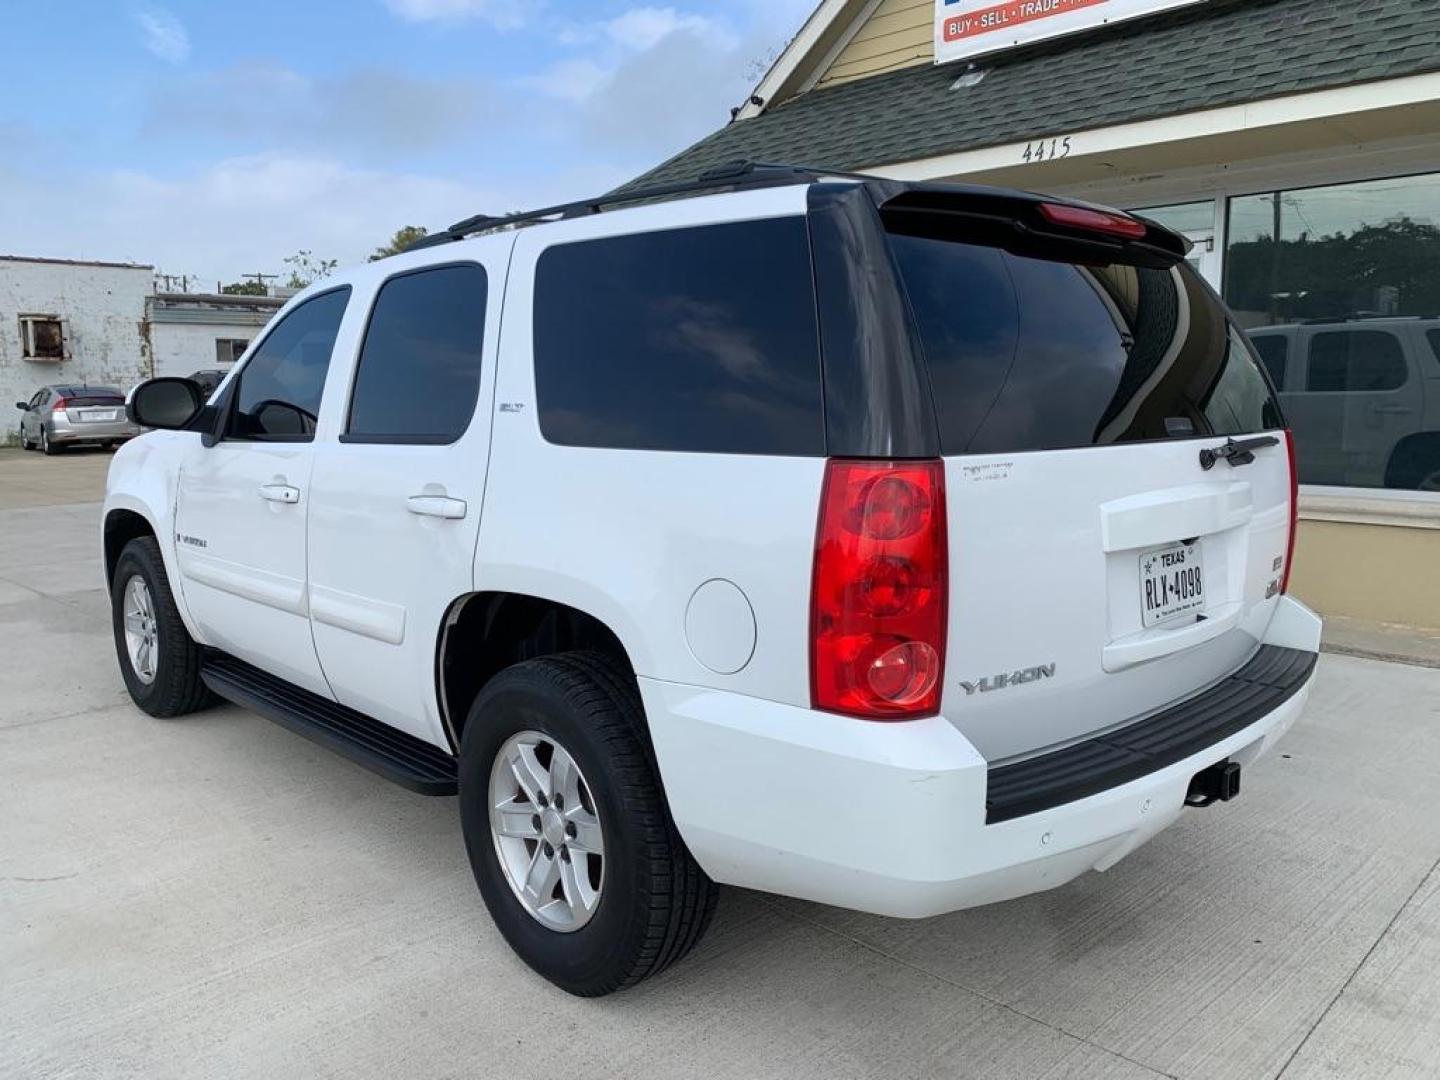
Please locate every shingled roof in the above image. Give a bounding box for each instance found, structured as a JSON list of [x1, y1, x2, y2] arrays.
[[629, 0, 1440, 189]]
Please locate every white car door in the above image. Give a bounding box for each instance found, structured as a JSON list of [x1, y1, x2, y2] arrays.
[[306, 248, 506, 748], [173, 286, 354, 698]]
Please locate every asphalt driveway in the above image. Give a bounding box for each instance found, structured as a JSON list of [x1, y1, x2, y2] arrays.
[[2, 450, 1438, 1079]]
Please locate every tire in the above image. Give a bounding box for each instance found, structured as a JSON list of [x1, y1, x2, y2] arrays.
[[459, 651, 718, 996], [110, 536, 214, 717], [40, 428, 59, 455], [1385, 436, 1440, 492], [19, 430, 33, 451]]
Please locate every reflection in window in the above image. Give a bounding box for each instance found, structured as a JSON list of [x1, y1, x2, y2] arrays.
[[888, 235, 1281, 454], [533, 218, 824, 455], [347, 264, 487, 442], [1225, 173, 1440, 491], [1306, 331, 1406, 393], [1249, 333, 1289, 389]]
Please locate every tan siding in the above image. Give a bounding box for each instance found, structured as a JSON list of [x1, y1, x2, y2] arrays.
[[1290, 522, 1440, 631], [815, 0, 933, 90]]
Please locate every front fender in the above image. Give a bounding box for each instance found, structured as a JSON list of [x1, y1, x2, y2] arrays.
[[103, 432, 206, 644]]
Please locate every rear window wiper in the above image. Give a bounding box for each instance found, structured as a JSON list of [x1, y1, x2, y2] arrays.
[[1199, 435, 1280, 470]]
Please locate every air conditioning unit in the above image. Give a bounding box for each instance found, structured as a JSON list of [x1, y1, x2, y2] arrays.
[[20, 315, 68, 362]]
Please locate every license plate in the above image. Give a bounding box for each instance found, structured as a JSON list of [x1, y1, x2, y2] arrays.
[[1140, 541, 1204, 628], [79, 409, 119, 422]]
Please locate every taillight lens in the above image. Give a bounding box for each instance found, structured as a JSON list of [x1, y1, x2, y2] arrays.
[[1281, 429, 1299, 594], [50, 397, 68, 412], [811, 459, 948, 720], [1038, 202, 1148, 240]]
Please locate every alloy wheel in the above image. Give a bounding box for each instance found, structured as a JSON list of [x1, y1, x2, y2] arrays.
[[122, 576, 159, 684], [488, 730, 605, 932]]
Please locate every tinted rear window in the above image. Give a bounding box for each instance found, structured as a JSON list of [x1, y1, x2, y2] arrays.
[[1249, 334, 1288, 390], [888, 235, 1282, 453], [64, 395, 124, 406], [533, 218, 824, 455], [1306, 330, 1407, 392]]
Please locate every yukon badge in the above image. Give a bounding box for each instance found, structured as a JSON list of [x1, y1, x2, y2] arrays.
[[959, 663, 1056, 696]]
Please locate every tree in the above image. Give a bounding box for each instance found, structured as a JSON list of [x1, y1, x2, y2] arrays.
[[283, 250, 338, 289], [220, 280, 269, 296], [1226, 215, 1440, 324], [369, 225, 429, 261]]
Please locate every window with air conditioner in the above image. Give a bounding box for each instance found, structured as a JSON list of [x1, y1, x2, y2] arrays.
[[20, 316, 65, 361]]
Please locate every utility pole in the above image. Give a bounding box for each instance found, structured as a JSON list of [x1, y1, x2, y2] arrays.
[[155, 272, 195, 293], [1269, 190, 1283, 324]]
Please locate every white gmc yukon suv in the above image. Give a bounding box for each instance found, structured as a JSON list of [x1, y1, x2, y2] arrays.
[[104, 164, 1321, 996]]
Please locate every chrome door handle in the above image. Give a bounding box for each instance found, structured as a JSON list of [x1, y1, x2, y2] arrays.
[[406, 495, 467, 519], [259, 483, 301, 504]]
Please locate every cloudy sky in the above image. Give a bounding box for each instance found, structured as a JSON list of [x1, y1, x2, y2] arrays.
[[0, 0, 812, 287]]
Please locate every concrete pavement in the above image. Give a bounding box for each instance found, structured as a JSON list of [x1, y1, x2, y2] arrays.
[[2, 450, 1438, 1079]]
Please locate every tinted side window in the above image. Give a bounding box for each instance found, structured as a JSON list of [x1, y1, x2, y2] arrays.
[[1250, 334, 1289, 389], [347, 264, 488, 442], [231, 288, 350, 440], [533, 218, 824, 455], [890, 235, 1282, 453], [1306, 331, 1407, 393]]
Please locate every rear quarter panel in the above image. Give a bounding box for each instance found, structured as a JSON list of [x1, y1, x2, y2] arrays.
[[476, 187, 825, 708]]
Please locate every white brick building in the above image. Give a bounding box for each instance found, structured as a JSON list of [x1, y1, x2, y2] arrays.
[[148, 292, 285, 380], [2, 255, 282, 444], [1, 256, 154, 442]]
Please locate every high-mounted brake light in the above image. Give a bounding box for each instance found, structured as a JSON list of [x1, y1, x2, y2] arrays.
[[1038, 202, 1148, 241], [1281, 430, 1299, 594], [810, 459, 948, 720]]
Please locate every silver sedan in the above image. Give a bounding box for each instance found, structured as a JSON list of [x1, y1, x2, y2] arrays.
[[15, 384, 140, 455]]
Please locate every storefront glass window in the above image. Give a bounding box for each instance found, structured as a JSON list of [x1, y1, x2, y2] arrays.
[[1138, 201, 1214, 235], [1225, 173, 1440, 492], [1137, 201, 1219, 287]]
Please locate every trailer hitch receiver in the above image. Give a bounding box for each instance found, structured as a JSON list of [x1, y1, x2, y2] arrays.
[[1186, 760, 1241, 807]]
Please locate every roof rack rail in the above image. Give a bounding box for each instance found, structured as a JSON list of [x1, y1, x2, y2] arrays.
[[404, 160, 876, 251]]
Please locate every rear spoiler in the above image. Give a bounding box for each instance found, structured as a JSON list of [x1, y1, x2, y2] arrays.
[[872, 184, 1190, 269]]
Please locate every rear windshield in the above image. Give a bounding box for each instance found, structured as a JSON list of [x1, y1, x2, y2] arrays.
[[887, 235, 1283, 454]]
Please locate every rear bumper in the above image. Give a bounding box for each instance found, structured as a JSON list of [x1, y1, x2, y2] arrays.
[[50, 421, 138, 442], [643, 596, 1321, 919]]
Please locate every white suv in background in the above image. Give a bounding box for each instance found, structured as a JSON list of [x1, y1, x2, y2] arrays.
[[104, 164, 1321, 996], [1248, 316, 1440, 491]]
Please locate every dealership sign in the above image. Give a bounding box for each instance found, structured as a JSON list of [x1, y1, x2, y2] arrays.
[[934, 0, 1206, 65]]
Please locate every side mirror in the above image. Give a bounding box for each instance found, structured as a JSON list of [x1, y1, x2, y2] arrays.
[[15, 401, 29, 411], [128, 377, 204, 431]]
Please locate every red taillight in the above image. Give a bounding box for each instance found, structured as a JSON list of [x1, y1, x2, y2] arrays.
[[1038, 202, 1148, 240], [810, 459, 948, 720], [50, 397, 68, 412], [1281, 429, 1299, 594]]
